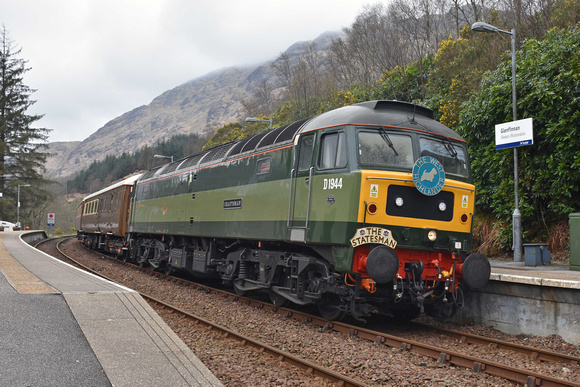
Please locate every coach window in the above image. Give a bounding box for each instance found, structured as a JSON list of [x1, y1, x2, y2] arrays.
[[319, 132, 347, 169]]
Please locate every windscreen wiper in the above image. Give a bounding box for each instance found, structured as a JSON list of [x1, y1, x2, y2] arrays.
[[443, 137, 458, 160], [379, 127, 399, 156]]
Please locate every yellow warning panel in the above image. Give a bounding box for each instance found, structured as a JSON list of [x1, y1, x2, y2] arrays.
[[0, 235, 58, 294], [370, 184, 379, 198]]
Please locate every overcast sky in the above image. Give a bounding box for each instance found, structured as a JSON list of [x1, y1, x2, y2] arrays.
[[2, 0, 377, 143]]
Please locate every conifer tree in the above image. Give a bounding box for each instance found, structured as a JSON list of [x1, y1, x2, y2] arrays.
[[0, 26, 51, 224]]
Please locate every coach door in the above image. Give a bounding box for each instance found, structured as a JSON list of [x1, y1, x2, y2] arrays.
[[288, 133, 315, 242]]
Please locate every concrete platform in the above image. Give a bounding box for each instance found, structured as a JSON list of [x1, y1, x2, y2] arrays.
[[490, 259, 580, 289], [0, 232, 223, 387], [456, 258, 580, 345]]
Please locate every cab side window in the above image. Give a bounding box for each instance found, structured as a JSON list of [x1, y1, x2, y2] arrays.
[[319, 132, 347, 169], [298, 135, 315, 172]]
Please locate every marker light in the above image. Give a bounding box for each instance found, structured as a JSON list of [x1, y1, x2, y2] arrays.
[[460, 214, 469, 223], [428, 230, 437, 241], [438, 202, 447, 212], [367, 203, 377, 214], [395, 197, 404, 207]]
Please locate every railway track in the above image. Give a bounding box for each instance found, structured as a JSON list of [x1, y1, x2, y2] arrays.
[[43, 237, 366, 387], [41, 237, 580, 387]]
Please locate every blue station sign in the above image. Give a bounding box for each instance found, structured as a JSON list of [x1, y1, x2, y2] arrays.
[[495, 118, 534, 150]]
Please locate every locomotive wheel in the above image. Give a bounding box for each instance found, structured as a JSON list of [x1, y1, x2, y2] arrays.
[[425, 303, 456, 321], [317, 293, 345, 321], [269, 271, 290, 306], [136, 238, 150, 267], [234, 287, 247, 296], [125, 245, 137, 263], [233, 284, 247, 296], [137, 248, 149, 267], [268, 290, 288, 307]]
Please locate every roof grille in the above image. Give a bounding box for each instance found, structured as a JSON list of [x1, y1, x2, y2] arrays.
[[276, 117, 311, 142]]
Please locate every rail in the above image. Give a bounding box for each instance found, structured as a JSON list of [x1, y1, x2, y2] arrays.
[[51, 237, 366, 387], [47, 237, 580, 387]]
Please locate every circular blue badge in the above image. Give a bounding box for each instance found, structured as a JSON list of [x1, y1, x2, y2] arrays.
[[412, 156, 445, 196]]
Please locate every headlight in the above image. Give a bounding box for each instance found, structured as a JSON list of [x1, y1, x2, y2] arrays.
[[438, 201, 447, 212], [395, 197, 404, 207], [428, 230, 437, 241]]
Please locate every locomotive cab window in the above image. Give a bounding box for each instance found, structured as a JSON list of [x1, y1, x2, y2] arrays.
[[419, 137, 469, 178], [319, 132, 347, 169], [297, 135, 315, 172], [357, 130, 413, 169]]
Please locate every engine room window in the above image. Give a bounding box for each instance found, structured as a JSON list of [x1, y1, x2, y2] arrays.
[[419, 137, 469, 177], [256, 158, 271, 175], [319, 132, 347, 169], [358, 130, 413, 168]]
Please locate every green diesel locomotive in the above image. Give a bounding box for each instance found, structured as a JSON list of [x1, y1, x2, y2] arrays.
[[77, 100, 490, 321]]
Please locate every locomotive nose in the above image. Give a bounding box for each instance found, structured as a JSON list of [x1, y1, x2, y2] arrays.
[[366, 245, 399, 284], [460, 253, 491, 289]]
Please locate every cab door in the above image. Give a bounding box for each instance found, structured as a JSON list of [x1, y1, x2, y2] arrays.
[[288, 133, 315, 242]]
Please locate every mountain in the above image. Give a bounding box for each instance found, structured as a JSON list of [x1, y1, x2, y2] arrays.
[[44, 31, 339, 179]]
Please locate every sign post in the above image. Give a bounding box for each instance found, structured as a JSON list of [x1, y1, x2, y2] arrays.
[[47, 213, 55, 237], [495, 118, 533, 262]]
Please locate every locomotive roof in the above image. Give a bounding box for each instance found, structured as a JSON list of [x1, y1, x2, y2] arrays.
[[299, 100, 465, 141], [138, 101, 465, 182]]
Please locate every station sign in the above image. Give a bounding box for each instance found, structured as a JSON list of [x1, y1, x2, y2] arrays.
[[495, 118, 533, 150]]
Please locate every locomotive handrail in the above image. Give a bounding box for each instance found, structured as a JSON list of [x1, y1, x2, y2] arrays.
[[365, 176, 413, 182], [305, 166, 314, 229], [365, 176, 475, 192], [443, 184, 474, 192], [287, 168, 296, 228]]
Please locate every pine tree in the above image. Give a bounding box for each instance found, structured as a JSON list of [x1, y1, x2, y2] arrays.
[[0, 26, 51, 225]]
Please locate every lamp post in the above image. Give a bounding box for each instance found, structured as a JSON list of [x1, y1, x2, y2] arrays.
[[471, 22, 522, 262], [154, 154, 173, 163], [17, 184, 31, 228], [245, 117, 273, 130]]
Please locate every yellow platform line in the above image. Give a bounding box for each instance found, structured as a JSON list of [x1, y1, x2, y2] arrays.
[[0, 234, 59, 294]]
